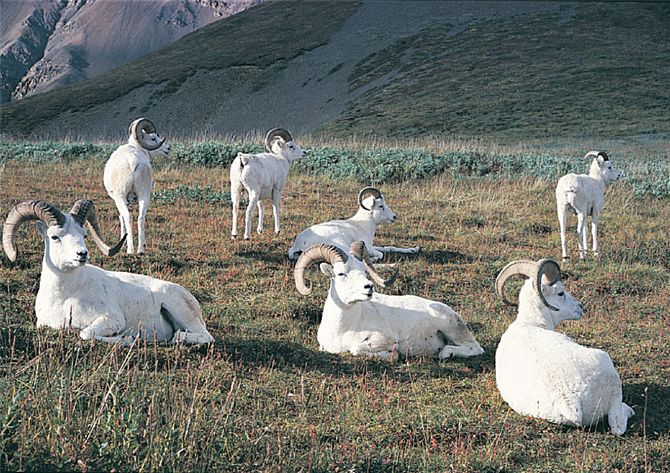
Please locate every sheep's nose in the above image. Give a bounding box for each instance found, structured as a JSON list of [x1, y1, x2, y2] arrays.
[[364, 283, 373, 291], [77, 250, 88, 258]]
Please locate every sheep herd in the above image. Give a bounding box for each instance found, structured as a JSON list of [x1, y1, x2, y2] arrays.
[[2, 118, 632, 435]]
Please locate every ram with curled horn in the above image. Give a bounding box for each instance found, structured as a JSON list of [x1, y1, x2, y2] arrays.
[[494, 257, 634, 435], [3, 199, 213, 346], [104, 117, 170, 254], [294, 240, 483, 361], [230, 127, 305, 240], [288, 186, 420, 261]]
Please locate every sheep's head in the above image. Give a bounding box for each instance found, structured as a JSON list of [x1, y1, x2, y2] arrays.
[[294, 241, 396, 305], [586, 151, 621, 183], [495, 258, 583, 324], [358, 187, 396, 224], [128, 118, 167, 153], [3, 200, 126, 271], [265, 128, 304, 161]]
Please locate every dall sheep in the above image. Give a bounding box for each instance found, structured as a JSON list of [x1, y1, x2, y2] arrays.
[[495, 258, 634, 435], [556, 151, 622, 260], [3, 199, 213, 345], [104, 118, 169, 254], [288, 187, 421, 261], [294, 241, 484, 360], [230, 128, 304, 240]]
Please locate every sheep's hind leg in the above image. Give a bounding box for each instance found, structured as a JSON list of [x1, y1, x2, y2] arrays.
[[113, 197, 134, 253], [576, 212, 587, 259], [231, 187, 240, 239], [558, 205, 569, 260], [438, 342, 484, 359], [591, 216, 600, 257], [137, 198, 149, 253], [271, 190, 281, 234], [374, 245, 421, 255], [244, 191, 260, 240], [256, 201, 264, 234]]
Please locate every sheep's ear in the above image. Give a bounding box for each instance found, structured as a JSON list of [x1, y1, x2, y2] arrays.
[[320, 263, 334, 277], [36, 221, 48, 239]]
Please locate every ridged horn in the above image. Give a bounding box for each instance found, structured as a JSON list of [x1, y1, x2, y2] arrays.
[[349, 240, 397, 288], [3, 200, 66, 262], [69, 199, 126, 257], [264, 128, 293, 152], [536, 258, 561, 312], [585, 150, 608, 161], [130, 118, 165, 151], [495, 259, 538, 307], [294, 244, 348, 295], [358, 187, 383, 211]]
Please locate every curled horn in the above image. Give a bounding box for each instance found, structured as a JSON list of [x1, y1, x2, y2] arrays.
[[495, 258, 561, 311], [495, 259, 539, 307], [130, 118, 165, 151], [535, 258, 561, 312], [584, 150, 608, 161], [3, 200, 66, 262], [350, 241, 397, 288], [265, 128, 293, 152], [358, 187, 382, 211], [69, 199, 126, 257], [294, 244, 348, 295]]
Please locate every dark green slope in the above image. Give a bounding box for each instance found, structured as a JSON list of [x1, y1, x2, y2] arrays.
[[325, 3, 670, 141]]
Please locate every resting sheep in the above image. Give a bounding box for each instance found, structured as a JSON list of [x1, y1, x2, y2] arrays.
[[495, 258, 634, 435], [230, 128, 304, 240], [2, 199, 214, 345], [294, 241, 484, 360], [288, 187, 421, 261], [556, 151, 622, 260], [103, 118, 169, 254]]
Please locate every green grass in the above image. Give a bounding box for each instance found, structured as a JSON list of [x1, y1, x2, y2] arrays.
[[1, 141, 669, 471]]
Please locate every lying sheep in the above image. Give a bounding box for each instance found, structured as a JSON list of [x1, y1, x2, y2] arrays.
[[104, 118, 169, 254], [3, 199, 213, 345], [230, 128, 304, 240], [294, 241, 484, 360], [556, 151, 622, 260], [495, 258, 634, 435], [288, 187, 420, 261]]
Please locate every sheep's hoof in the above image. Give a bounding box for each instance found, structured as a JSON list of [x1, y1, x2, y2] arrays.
[[256, 229, 263, 234], [244, 236, 250, 240]]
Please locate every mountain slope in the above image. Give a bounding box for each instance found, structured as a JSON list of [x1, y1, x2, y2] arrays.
[[0, 0, 262, 103], [1, 1, 668, 144]]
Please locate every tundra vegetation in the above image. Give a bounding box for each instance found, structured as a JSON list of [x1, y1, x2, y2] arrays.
[[0, 138, 669, 471]]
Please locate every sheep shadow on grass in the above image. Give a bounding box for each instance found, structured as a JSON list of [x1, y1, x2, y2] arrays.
[[419, 249, 474, 264], [623, 382, 670, 438], [220, 336, 489, 382]]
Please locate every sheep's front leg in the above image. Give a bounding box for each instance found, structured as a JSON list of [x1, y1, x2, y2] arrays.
[[271, 190, 282, 234], [438, 342, 484, 359], [591, 216, 600, 257], [244, 191, 260, 240], [137, 198, 149, 253], [231, 186, 240, 239], [256, 201, 264, 234], [350, 335, 399, 361], [557, 205, 569, 260], [80, 315, 125, 343], [374, 245, 421, 255], [576, 212, 587, 259]]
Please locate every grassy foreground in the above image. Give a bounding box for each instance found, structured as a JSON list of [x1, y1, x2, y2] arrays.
[[0, 149, 669, 471]]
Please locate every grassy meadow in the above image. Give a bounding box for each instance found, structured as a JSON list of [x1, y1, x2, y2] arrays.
[[1, 141, 669, 471]]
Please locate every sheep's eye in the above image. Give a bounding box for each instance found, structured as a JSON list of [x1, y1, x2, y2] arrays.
[[337, 272, 346, 277], [50, 235, 60, 241], [558, 291, 565, 297]]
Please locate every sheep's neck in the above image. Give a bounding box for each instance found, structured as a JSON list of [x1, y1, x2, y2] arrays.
[[588, 167, 608, 187], [323, 283, 362, 329], [515, 299, 556, 330], [40, 245, 85, 298], [348, 209, 378, 239]]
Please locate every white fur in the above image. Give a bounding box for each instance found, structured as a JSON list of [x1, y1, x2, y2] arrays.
[[556, 151, 621, 260], [496, 274, 634, 434], [230, 138, 304, 240], [32, 214, 213, 345], [311, 255, 483, 360], [288, 192, 420, 262], [103, 124, 169, 254]]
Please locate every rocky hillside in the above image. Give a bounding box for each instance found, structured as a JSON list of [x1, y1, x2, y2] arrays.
[[1, 0, 668, 144], [0, 0, 262, 103]]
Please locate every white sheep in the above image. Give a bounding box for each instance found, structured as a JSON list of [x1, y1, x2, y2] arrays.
[[2, 199, 214, 345], [103, 118, 169, 254], [294, 241, 484, 360], [288, 187, 421, 261], [230, 128, 304, 240], [495, 258, 634, 435], [556, 151, 622, 260]]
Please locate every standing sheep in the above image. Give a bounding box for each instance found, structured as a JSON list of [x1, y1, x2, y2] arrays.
[[556, 151, 621, 260], [104, 118, 169, 254], [230, 128, 305, 240]]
